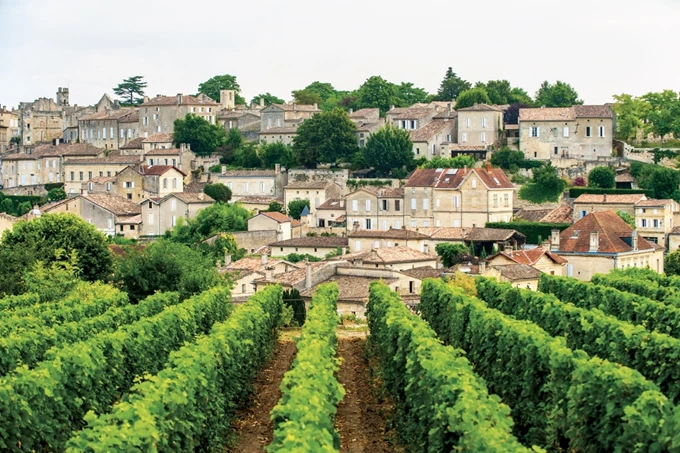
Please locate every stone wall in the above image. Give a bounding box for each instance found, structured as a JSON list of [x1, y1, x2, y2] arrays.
[[231, 230, 279, 253], [288, 169, 349, 190], [1, 184, 48, 196]]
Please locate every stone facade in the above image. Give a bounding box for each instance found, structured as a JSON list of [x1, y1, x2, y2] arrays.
[[141, 192, 213, 236], [138, 94, 218, 137], [17, 96, 63, 147], [217, 167, 287, 200], [457, 104, 504, 147], [346, 187, 405, 231], [64, 155, 143, 194], [0, 106, 19, 152], [260, 103, 319, 131]]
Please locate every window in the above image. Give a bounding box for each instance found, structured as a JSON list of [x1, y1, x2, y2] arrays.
[[466, 118, 471, 128], [227, 182, 232, 190], [453, 219, 460, 227], [171, 199, 176, 211], [381, 220, 387, 230], [172, 178, 178, 189], [563, 126, 569, 137], [127, 128, 132, 138], [395, 200, 400, 211], [641, 219, 647, 228], [106, 182, 111, 191], [410, 220, 417, 227], [70, 171, 74, 181], [394, 220, 401, 229], [125, 181, 134, 188], [432, 144, 436, 155], [423, 220, 429, 227], [531, 126, 540, 137], [481, 132, 486, 142], [163, 178, 168, 189], [461, 132, 467, 143], [355, 241, 361, 252], [365, 200, 371, 211], [381, 199, 388, 211], [143, 117, 148, 125], [108, 219, 113, 229], [504, 194, 509, 207], [45, 160, 50, 168], [653, 219, 659, 228], [79, 171, 83, 181], [148, 213, 154, 225], [260, 182, 265, 193], [352, 200, 358, 212], [423, 199, 429, 210], [171, 215, 177, 227], [120, 129, 125, 138], [585, 126, 592, 137], [110, 127, 114, 138], [153, 114, 158, 120], [436, 198, 440, 207], [156, 126, 161, 132], [599, 126, 605, 137], [102, 127, 106, 139], [471, 179, 477, 189], [244, 182, 249, 193], [88, 182, 93, 191], [580, 210, 587, 218], [554, 146, 559, 155], [88, 171, 92, 180], [415, 148, 420, 155], [119, 225, 124, 232], [365, 219, 372, 230], [410, 120, 416, 129], [411, 198, 416, 210], [453, 195, 459, 208], [481, 118, 487, 128], [493, 194, 498, 207]]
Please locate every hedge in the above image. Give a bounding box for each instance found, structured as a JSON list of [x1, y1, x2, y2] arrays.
[[44, 183, 65, 191], [539, 274, 680, 338], [485, 221, 571, 244], [477, 277, 680, 404], [268, 283, 343, 452], [568, 187, 653, 198], [65, 285, 282, 452], [367, 281, 530, 452], [419, 278, 673, 452], [0, 293, 41, 312], [0, 291, 180, 376], [0, 286, 233, 452]]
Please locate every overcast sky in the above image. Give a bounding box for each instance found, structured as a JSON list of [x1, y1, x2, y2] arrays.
[[0, 0, 678, 109]]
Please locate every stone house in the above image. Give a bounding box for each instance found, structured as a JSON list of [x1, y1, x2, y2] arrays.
[[634, 198, 680, 247], [258, 127, 298, 145], [404, 166, 515, 228], [260, 103, 320, 131], [217, 166, 288, 200], [247, 211, 303, 241], [345, 187, 404, 231], [64, 154, 143, 194], [221, 253, 300, 302], [668, 227, 680, 251], [485, 264, 542, 290], [552, 211, 665, 281], [138, 94, 218, 137], [284, 180, 343, 224], [218, 110, 262, 140], [237, 196, 284, 214], [78, 104, 139, 150], [82, 176, 116, 195], [348, 228, 431, 254], [80, 194, 142, 238], [487, 247, 567, 276], [519, 105, 614, 160], [114, 166, 144, 201], [0, 106, 19, 152], [418, 226, 526, 255], [315, 198, 346, 228], [143, 143, 196, 175], [386, 106, 438, 131], [139, 165, 186, 198], [17, 91, 65, 147], [141, 192, 214, 236], [349, 108, 383, 147], [457, 104, 504, 147], [0, 212, 19, 238], [269, 236, 348, 259], [409, 119, 456, 160], [573, 193, 647, 221], [340, 246, 437, 271], [141, 133, 174, 152]]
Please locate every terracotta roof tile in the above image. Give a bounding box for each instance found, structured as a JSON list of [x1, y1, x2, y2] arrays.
[[285, 180, 332, 189], [635, 199, 675, 207], [83, 194, 141, 216], [300, 274, 397, 300], [143, 133, 173, 143], [236, 196, 283, 204], [457, 103, 503, 112], [519, 107, 575, 121], [79, 108, 137, 121], [316, 198, 345, 210], [263, 103, 320, 112], [66, 155, 142, 164], [573, 105, 613, 118], [120, 137, 145, 149], [400, 266, 443, 279], [404, 167, 513, 190], [349, 108, 380, 119], [220, 170, 276, 177], [387, 107, 434, 120], [141, 94, 218, 107], [270, 237, 348, 248], [558, 211, 655, 254], [491, 264, 542, 280], [348, 228, 429, 240], [144, 148, 181, 156], [139, 165, 187, 176], [409, 119, 453, 142], [253, 211, 295, 223], [491, 248, 567, 266], [574, 194, 647, 204], [341, 246, 434, 265], [170, 192, 214, 204], [540, 205, 573, 223], [259, 126, 298, 134]]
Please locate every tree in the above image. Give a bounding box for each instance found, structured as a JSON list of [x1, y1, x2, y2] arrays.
[[291, 89, 322, 105], [197, 74, 245, 105], [519, 163, 567, 203], [420, 156, 477, 169], [396, 82, 432, 105], [354, 76, 401, 115], [665, 249, 680, 276], [260, 141, 295, 169], [612, 93, 648, 142], [616, 211, 635, 228], [646, 167, 680, 200], [363, 125, 414, 177], [435, 243, 470, 267], [217, 128, 245, 164], [265, 201, 284, 213], [47, 187, 67, 202], [454, 87, 492, 110], [475, 80, 531, 105], [250, 93, 284, 107], [23, 250, 82, 302], [16, 202, 31, 217], [641, 90, 680, 141], [166, 203, 250, 243], [0, 198, 13, 214], [503, 103, 533, 125], [588, 166, 616, 189], [113, 76, 147, 106], [0, 214, 113, 295], [435, 68, 471, 101], [534, 80, 583, 107], [231, 142, 262, 168], [292, 109, 358, 167], [490, 148, 527, 169], [114, 240, 222, 302], [173, 114, 226, 157], [282, 288, 306, 326], [203, 183, 232, 203], [287, 199, 310, 220], [292, 81, 337, 106]]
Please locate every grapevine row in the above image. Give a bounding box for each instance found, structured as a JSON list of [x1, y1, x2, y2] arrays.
[[419, 278, 674, 452], [66, 284, 282, 452], [0, 291, 181, 377], [0, 282, 127, 336], [268, 283, 344, 452], [368, 281, 531, 452], [591, 272, 680, 306], [0, 285, 232, 452], [539, 274, 680, 338], [477, 276, 680, 403]]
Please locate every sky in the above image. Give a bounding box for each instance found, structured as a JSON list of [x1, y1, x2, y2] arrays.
[[0, 0, 678, 109]]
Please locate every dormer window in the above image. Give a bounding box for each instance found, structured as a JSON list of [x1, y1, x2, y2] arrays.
[[571, 229, 580, 238]]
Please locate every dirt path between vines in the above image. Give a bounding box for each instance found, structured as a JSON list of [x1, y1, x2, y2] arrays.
[[228, 338, 297, 452], [335, 336, 397, 453]]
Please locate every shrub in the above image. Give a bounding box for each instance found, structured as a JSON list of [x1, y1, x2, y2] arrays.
[[203, 183, 232, 203]]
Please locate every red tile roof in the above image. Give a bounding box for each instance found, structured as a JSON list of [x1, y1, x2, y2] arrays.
[[404, 167, 513, 190], [573, 194, 647, 204], [558, 211, 655, 254], [491, 248, 567, 265], [253, 211, 295, 224], [139, 165, 187, 177]]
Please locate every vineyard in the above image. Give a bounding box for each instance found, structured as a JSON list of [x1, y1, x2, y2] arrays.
[[3, 267, 680, 451]]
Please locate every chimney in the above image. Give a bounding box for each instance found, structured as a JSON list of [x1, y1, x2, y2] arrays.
[[504, 244, 513, 253], [389, 105, 395, 111], [550, 229, 560, 251], [447, 103, 452, 112], [342, 247, 347, 255], [313, 103, 318, 110], [259, 97, 265, 108], [305, 259, 312, 290], [261, 251, 268, 265], [198, 193, 205, 201], [156, 94, 162, 98], [423, 243, 430, 255], [275, 163, 281, 174], [224, 253, 231, 266], [349, 108, 353, 114], [486, 161, 492, 172], [370, 248, 378, 261], [339, 199, 345, 208], [590, 231, 599, 252], [265, 266, 273, 281], [177, 93, 183, 104], [292, 103, 296, 111], [479, 260, 487, 274], [632, 230, 638, 251], [352, 221, 360, 232], [143, 96, 150, 103]]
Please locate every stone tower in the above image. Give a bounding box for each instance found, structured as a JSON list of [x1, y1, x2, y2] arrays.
[[56, 87, 70, 106]]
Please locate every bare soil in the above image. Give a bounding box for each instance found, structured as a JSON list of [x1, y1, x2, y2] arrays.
[[228, 338, 297, 452], [335, 337, 399, 453]]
